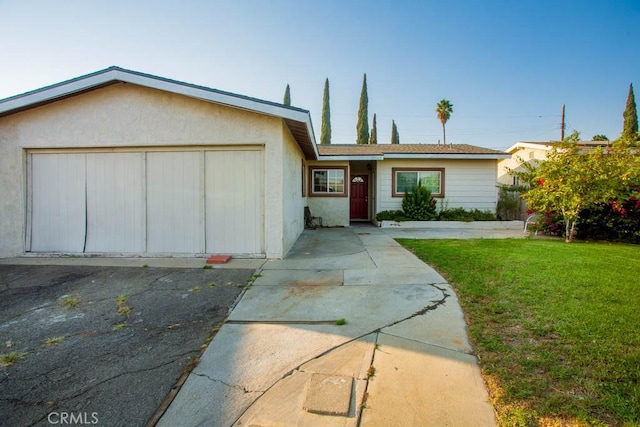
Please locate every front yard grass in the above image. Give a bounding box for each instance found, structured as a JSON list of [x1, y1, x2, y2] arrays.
[[398, 238, 640, 426]]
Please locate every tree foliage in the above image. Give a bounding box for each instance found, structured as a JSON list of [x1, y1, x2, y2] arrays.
[[283, 84, 291, 106], [436, 99, 453, 145], [514, 131, 640, 242], [592, 134, 609, 141], [356, 73, 369, 144], [391, 120, 399, 144], [622, 83, 638, 142], [369, 113, 377, 144], [320, 78, 331, 145]]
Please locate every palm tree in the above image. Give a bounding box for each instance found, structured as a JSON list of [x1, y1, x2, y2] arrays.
[[436, 99, 453, 145]]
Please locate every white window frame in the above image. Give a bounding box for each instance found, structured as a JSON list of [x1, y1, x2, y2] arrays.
[[310, 167, 347, 197], [392, 168, 444, 198]]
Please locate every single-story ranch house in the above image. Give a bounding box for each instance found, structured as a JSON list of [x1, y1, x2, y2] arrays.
[[0, 67, 509, 259]]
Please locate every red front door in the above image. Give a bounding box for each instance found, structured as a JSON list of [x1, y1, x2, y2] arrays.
[[350, 174, 368, 220]]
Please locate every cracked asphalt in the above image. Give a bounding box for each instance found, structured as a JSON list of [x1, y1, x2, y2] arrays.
[[0, 264, 253, 427]]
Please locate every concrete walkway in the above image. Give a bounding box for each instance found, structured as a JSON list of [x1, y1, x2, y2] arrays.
[[158, 226, 498, 426]]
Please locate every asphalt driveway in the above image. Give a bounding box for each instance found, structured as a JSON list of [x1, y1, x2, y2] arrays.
[[0, 264, 253, 427]]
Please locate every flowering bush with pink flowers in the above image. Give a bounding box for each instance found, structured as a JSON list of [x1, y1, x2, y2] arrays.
[[512, 132, 640, 242]]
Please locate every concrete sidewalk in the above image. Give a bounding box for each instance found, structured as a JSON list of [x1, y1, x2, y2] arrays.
[[158, 227, 496, 426]]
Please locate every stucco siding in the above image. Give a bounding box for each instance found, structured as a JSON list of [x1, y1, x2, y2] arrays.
[[377, 159, 499, 213], [0, 83, 284, 258], [307, 198, 349, 227], [306, 161, 349, 226], [280, 122, 305, 257], [0, 141, 25, 258], [498, 147, 548, 185]]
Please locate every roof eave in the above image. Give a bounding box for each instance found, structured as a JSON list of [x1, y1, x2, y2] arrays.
[[383, 153, 511, 160], [505, 142, 553, 153], [318, 155, 384, 161], [0, 66, 319, 160]]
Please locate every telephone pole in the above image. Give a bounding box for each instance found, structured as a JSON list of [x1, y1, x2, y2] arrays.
[[560, 104, 565, 140]]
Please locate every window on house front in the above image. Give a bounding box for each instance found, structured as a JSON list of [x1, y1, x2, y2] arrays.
[[392, 168, 444, 197], [310, 167, 347, 196]]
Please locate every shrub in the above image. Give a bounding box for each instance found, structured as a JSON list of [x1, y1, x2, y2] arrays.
[[437, 208, 497, 221], [470, 209, 498, 221], [437, 207, 470, 221], [402, 186, 437, 221], [577, 197, 640, 243], [437, 208, 497, 222], [375, 210, 407, 222]]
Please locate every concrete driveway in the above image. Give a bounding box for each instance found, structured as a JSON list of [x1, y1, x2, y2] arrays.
[[0, 264, 254, 427], [159, 226, 497, 426]]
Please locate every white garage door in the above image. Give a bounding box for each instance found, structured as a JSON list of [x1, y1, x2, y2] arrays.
[[28, 149, 264, 256], [205, 150, 263, 254], [85, 153, 145, 253], [147, 152, 204, 254], [30, 153, 86, 252]]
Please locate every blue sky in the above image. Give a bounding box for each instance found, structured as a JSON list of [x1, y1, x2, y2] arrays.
[[1, 1, 638, 150]]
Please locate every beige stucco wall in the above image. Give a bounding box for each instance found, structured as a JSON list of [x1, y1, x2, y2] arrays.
[[306, 161, 350, 226], [498, 146, 548, 185], [0, 83, 295, 258], [280, 122, 305, 257], [376, 159, 499, 213]]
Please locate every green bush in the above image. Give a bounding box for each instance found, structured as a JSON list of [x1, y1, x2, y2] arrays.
[[437, 208, 497, 221], [375, 210, 407, 221], [401, 186, 437, 221], [576, 197, 640, 244]]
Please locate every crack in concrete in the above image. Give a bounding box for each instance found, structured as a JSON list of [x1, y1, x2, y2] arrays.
[[377, 330, 465, 354], [380, 285, 450, 331], [227, 282, 455, 425], [192, 373, 263, 394], [357, 331, 379, 426]]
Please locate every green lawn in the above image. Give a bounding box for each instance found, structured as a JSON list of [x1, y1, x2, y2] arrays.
[[397, 238, 640, 426]]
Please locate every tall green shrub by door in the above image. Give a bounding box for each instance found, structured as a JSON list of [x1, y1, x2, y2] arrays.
[[402, 186, 437, 220]]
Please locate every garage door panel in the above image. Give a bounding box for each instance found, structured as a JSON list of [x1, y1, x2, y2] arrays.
[[147, 152, 204, 254], [30, 154, 86, 252], [85, 153, 145, 253], [205, 150, 263, 254]]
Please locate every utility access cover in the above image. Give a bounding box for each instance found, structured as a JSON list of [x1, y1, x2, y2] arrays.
[[303, 373, 353, 416]]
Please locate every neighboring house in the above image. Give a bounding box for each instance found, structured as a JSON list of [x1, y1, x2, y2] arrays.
[[498, 140, 610, 186], [0, 67, 509, 259]]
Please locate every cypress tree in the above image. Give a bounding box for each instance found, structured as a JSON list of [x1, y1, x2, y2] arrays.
[[391, 120, 399, 144], [356, 74, 369, 144], [623, 83, 638, 140], [283, 84, 291, 106], [320, 78, 331, 145], [369, 113, 377, 144]]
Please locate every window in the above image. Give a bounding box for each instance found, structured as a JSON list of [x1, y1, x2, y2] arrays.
[[392, 168, 444, 197], [310, 167, 347, 197]]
